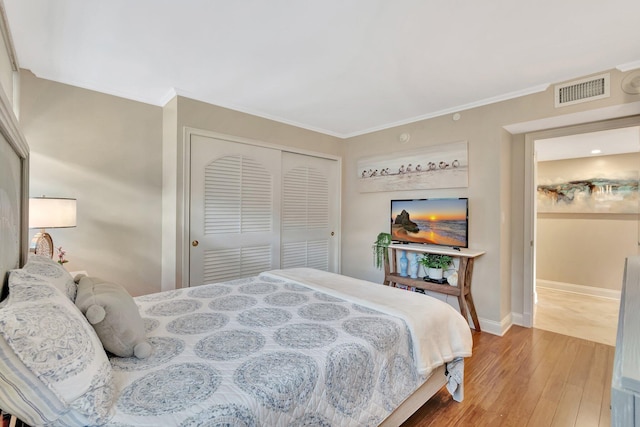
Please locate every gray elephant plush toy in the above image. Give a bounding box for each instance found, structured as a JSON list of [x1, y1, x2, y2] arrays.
[[75, 275, 151, 359]]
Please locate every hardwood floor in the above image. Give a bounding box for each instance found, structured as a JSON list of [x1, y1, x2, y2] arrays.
[[402, 327, 614, 427]]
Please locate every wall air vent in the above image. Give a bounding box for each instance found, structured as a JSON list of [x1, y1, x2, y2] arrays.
[[554, 73, 610, 108]]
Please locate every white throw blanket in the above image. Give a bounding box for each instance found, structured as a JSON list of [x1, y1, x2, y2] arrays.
[[264, 268, 473, 378]]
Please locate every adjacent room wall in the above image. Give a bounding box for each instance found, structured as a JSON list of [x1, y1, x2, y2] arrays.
[[536, 152, 640, 292], [19, 70, 163, 296]]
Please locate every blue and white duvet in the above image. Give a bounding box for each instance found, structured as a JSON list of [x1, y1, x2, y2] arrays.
[[106, 268, 472, 427]]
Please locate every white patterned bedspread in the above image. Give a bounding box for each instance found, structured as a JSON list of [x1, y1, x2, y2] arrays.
[[105, 269, 472, 427]]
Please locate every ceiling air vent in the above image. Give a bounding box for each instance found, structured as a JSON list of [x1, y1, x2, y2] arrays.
[[554, 73, 610, 108]]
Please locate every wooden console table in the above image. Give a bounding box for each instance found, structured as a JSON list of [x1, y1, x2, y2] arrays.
[[384, 243, 485, 331]]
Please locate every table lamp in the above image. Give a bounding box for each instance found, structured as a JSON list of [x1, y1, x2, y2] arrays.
[[29, 196, 77, 258]]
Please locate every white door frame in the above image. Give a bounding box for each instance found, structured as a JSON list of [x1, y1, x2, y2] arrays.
[[523, 115, 640, 327], [180, 127, 342, 288]]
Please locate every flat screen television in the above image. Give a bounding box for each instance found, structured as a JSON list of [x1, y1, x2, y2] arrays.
[[390, 198, 469, 248]]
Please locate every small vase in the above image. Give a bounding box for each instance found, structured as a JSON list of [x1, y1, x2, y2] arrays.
[[409, 253, 419, 279], [399, 250, 408, 277]]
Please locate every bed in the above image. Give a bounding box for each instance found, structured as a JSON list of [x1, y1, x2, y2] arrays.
[[0, 112, 472, 426], [0, 258, 472, 426]]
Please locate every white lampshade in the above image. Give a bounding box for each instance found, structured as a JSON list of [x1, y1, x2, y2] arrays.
[[29, 197, 77, 229]]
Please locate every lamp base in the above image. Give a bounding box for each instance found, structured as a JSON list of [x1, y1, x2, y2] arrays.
[[30, 231, 54, 258]]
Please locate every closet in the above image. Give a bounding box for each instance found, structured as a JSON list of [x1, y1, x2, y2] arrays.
[[188, 133, 340, 286]]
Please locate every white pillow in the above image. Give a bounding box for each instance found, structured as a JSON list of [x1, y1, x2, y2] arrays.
[[23, 254, 77, 301], [0, 269, 116, 426]]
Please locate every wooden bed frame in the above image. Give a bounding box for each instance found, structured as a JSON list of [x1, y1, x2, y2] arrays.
[[380, 364, 447, 426]]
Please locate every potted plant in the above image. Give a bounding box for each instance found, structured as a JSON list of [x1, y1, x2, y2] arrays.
[[419, 253, 453, 280], [372, 232, 392, 269]]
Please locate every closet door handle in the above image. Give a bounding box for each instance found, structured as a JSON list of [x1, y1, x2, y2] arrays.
[[192, 240, 199, 247]]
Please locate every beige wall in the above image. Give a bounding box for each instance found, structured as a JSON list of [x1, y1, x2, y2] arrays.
[[175, 96, 342, 154], [19, 70, 163, 296], [536, 153, 640, 291], [343, 68, 640, 332], [342, 107, 507, 329]]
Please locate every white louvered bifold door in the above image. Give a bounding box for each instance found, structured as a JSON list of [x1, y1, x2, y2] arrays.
[[281, 152, 339, 272], [190, 135, 281, 286]]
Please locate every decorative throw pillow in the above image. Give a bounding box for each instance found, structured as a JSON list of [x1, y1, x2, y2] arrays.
[[75, 276, 151, 359], [0, 269, 116, 426], [23, 254, 77, 301]]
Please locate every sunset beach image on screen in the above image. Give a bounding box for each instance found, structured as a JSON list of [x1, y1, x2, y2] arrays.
[[390, 198, 468, 248]]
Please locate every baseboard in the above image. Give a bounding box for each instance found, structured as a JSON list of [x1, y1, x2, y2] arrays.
[[511, 312, 524, 327], [478, 315, 512, 336], [537, 279, 620, 300]]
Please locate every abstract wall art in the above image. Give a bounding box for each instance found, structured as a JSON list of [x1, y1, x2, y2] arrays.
[[537, 171, 639, 214]]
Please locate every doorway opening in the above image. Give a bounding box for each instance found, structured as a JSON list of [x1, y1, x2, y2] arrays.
[[524, 118, 640, 345]]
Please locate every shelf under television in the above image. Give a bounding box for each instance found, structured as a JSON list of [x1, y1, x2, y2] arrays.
[[388, 243, 485, 258], [384, 244, 485, 331]]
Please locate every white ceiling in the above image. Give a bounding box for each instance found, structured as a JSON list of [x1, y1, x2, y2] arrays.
[[536, 126, 640, 162], [4, 0, 640, 138]]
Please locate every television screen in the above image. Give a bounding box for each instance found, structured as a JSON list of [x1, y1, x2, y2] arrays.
[[390, 198, 468, 248]]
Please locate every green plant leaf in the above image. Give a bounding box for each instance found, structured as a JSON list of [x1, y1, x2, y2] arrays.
[[372, 232, 392, 269]]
